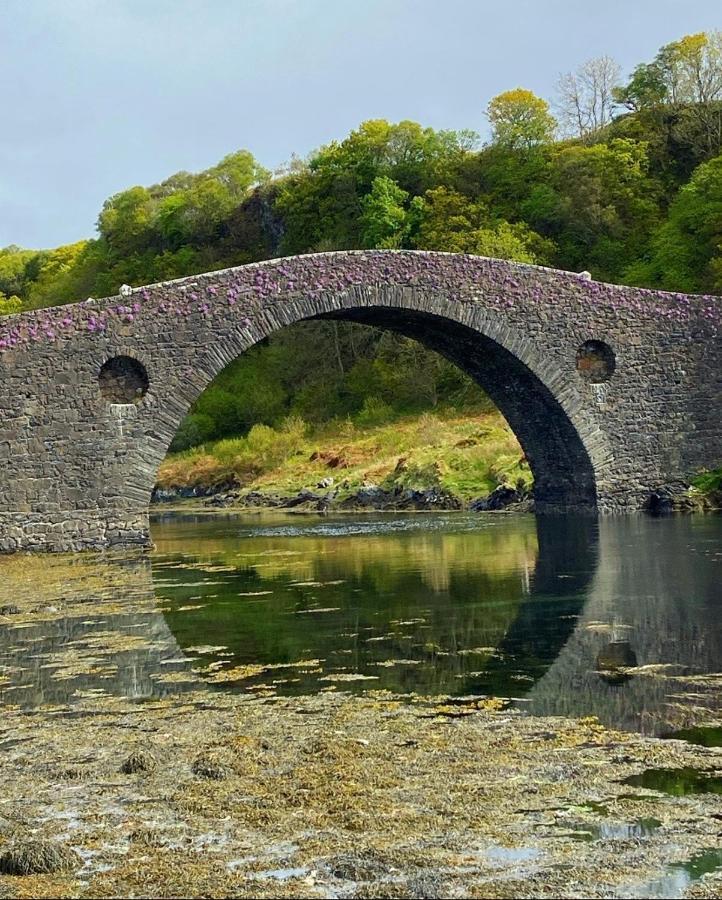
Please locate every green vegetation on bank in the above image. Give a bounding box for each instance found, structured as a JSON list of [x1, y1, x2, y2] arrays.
[[2, 30, 721, 493], [157, 405, 530, 503], [169, 320, 486, 452], [690, 468, 722, 507]]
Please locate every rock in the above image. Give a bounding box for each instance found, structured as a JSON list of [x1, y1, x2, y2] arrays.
[[151, 482, 237, 504], [191, 752, 228, 780], [0, 840, 81, 876], [324, 849, 394, 881], [339, 484, 462, 511], [394, 488, 461, 510], [240, 490, 283, 508], [205, 491, 239, 508], [120, 749, 157, 774], [506, 497, 535, 513], [0, 604, 20, 616], [150, 487, 178, 503], [349, 485, 387, 508], [280, 489, 322, 508], [315, 490, 337, 513], [470, 484, 524, 511]]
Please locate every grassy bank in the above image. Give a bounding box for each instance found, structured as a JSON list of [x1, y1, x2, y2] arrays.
[[156, 407, 531, 503]]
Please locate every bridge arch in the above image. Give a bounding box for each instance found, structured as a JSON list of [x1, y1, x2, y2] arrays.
[[134, 292, 604, 515], [0, 250, 718, 551]]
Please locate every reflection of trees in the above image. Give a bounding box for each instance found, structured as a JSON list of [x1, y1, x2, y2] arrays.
[[155, 514, 597, 697], [151, 513, 539, 591], [3, 514, 716, 732]]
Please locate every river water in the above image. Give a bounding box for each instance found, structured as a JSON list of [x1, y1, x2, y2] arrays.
[[2, 511, 720, 738]]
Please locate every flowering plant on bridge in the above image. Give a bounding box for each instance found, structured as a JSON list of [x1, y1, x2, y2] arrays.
[[0, 251, 719, 354]]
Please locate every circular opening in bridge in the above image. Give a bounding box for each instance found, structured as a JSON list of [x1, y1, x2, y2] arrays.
[[99, 355, 149, 404], [576, 340, 615, 383]]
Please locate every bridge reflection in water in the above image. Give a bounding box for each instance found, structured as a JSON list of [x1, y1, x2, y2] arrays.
[[0, 514, 719, 736]]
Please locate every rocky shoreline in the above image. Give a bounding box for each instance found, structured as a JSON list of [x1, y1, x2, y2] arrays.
[[151, 482, 535, 514], [151, 478, 722, 516]]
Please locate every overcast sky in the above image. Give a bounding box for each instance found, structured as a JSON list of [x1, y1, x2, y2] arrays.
[[2, 0, 720, 249]]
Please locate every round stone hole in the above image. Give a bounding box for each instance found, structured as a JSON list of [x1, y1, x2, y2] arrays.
[[98, 355, 149, 404], [576, 340, 615, 383]]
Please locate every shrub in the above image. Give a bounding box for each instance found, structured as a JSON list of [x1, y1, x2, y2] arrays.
[[169, 413, 216, 452], [356, 396, 394, 427], [691, 467, 722, 494]]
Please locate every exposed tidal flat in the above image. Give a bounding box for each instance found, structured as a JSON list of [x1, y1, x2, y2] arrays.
[[0, 512, 720, 898]]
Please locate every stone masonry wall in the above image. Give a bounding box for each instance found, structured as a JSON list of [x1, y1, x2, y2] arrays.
[[0, 250, 719, 552]]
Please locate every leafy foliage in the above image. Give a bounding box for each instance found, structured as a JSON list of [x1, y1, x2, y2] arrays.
[[158, 406, 528, 502], [3, 30, 722, 458], [691, 467, 722, 495], [641, 153, 722, 292], [486, 89, 557, 150]]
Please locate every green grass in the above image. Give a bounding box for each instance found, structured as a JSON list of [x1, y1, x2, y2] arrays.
[[157, 406, 531, 502], [691, 467, 722, 495]]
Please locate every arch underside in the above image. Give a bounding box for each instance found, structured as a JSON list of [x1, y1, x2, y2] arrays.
[[315, 307, 598, 512]]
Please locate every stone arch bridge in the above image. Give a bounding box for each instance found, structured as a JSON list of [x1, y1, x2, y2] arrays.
[[0, 250, 719, 552]]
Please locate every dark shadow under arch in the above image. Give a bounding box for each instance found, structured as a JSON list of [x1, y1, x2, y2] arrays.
[[315, 306, 598, 512]]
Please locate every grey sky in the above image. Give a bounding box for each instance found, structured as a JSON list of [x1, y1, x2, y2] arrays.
[[2, 0, 720, 249]]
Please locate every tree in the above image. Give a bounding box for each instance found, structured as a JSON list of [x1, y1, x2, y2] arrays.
[[556, 56, 621, 138], [612, 63, 668, 112], [548, 138, 660, 279], [410, 187, 481, 253], [411, 186, 553, 264], [614, 32, 722, 110], [0, 245, 41, 306], [657, 32, 722, 106], [471, 221, 543, 263], [25, 241, 100, 310], [97, 186, 154, 257], [486, 89, 557, 150], [613, 32, 722, 157], [275, 120, 478, 254], [0, 292, 22, 316], [627, 152, 722, 292], [360, 176, 409, 248]]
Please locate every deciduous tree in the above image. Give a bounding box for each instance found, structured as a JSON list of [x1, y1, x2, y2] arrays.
[[487, 89, 557, 151], [556, 56, 621, 139]]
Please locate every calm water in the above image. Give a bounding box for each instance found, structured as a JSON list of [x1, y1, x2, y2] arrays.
[[2, 511, 720, 736]]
